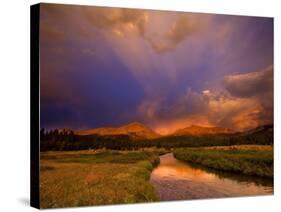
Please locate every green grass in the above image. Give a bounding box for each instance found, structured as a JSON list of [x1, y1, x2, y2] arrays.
[[40, 150, 160, 208], [174, 147, 273, 178]]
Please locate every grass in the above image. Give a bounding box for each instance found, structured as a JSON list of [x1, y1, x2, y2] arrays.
[[40, 150, 160, 208], [40, 165, 55, 172], [174, 146, 273, 178], [204, 145, 273, 151]]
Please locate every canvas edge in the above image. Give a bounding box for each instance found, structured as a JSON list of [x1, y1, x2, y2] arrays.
[[30, 3, 40, 209]]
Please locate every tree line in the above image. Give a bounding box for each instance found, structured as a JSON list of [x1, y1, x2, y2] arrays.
[[40, 126, 273, 151]]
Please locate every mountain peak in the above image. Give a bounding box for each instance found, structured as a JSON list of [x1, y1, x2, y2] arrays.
[[173, 125, 234, 136], [76, 122, 160, 139], [123, 122, 146, 128]]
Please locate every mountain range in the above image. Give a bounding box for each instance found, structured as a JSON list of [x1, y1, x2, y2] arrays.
[[75, 122, 239, 140]]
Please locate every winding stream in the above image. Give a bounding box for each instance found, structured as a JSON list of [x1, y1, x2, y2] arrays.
[[150, 153, 273, 201]]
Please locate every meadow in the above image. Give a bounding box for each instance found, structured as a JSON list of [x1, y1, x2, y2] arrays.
[[39, 126, 274, 209], [40, 145, 273, 208], [40, 150, 163, 208], [173, 145, 273, 178]]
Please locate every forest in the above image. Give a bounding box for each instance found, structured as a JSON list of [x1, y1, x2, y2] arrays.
[[40, 125, 273, 151]]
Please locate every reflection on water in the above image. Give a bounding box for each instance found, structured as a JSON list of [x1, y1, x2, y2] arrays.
[[150, 153, 273, 201]]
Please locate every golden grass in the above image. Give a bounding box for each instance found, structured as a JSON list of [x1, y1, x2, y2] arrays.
[[204, 145, 273, 151], [40, 150, 159, 208]]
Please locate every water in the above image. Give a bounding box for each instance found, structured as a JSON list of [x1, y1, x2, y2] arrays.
[[150, 153, 273, 201]]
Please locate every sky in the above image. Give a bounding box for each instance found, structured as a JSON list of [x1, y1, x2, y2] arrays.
[[40, 3, 273, 135]]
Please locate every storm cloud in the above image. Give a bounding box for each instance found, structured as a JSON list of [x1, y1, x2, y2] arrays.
[[224, 65, 273, 98], [39, 4, 273, 133]]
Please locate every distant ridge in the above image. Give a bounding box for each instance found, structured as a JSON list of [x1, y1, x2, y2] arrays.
[[237, 124, 273, 136], [172, 125, 235, 136], [62, 123, 272, 140], [76, 122, 160, 139]]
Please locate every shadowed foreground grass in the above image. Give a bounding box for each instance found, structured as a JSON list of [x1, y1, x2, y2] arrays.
[[40, 150, 160, 208], [174, 146, 273, 178]]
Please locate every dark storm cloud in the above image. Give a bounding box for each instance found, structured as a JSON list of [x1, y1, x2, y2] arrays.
[[139, 65, 274, 132], [223, 65, 273, 127], [224, 65, 273, 118], [224, 65, 273, 98]]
